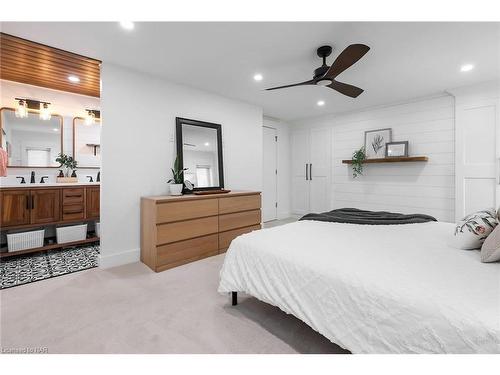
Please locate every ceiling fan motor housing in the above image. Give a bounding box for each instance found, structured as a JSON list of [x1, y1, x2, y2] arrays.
[[314, 45, 333, 82], [314, 65, 330, 80]]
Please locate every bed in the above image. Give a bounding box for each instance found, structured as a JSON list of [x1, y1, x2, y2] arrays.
[[218, 218, 500, 353]]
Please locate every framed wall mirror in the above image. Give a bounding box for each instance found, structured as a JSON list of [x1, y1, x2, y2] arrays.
[[0, 107, 63, 168], [73, 117, 101, 169], [176, 117, 224, 191]]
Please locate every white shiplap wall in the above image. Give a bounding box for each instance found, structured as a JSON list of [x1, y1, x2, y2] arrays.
[[292, 95, 455, 222]]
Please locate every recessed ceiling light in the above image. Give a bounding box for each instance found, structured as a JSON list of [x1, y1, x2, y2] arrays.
[[253, 73, 263, 81], [317, 100, 325, 106], [120, 21, 135, 30], [53, 128, 59, 132], [460, 64, 474, 72], [68, 75, 80, 83], [204, 142, 210, 146]]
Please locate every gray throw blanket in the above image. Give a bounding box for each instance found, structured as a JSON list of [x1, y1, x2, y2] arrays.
[[299, 208, 437, 225]]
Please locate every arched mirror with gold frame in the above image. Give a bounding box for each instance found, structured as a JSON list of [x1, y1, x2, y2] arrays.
[[72, 117, 101, 169], [0, 107, 63, 168]]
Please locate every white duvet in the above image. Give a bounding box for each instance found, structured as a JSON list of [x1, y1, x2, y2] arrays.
[[218, 220, 500, 353]]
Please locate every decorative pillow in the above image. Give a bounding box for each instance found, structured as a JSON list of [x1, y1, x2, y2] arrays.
[[481, 224, 500, 262], [452, 209, 498, 250]]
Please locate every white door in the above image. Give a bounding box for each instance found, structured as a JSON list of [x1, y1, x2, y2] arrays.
[[262, 126, 278, 222], [291, 130, 310, 215], [309, 128, 331, 213], [456, 100, 498, 219]]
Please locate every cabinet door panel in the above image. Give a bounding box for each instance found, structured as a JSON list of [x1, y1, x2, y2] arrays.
[[310, 177, 330, 213], [0, 190, 30, 227], [86, 187, 100, 219], [292, 130, 310, 177], [291, 129, 311, 215], [310, 127, 331, 178], [31, 189, 61, 224], [292, 176, 310, 215]]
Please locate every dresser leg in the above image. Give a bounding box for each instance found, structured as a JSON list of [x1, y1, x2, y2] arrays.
[[231, 292, 238, 306]]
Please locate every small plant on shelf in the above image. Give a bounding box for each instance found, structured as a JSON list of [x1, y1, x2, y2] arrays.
[[351, 146, 366, 178], [168, 156, 188, 195], [56, 153, 78, 177]]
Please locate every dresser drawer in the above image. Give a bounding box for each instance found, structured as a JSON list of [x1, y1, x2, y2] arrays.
[[219, 209, 261, 232], [62, 188, 85, 205], [157, 216, 218, 245], [218, 194, 261, 214], [157, 234, 218, 268], [156, 198, 218, 224], [62, 203, 85, 221], [219, 224, 261, 252]]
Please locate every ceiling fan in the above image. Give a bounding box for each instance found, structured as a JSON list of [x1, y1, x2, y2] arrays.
[[266, 44, 370, 98]]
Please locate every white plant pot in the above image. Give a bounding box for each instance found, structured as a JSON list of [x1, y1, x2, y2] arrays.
[[170, 183, 183, 196]]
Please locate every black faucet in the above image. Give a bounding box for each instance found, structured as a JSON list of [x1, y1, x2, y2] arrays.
[[40, 176, 49, 184], [16, 176, 26, 184], [96, 171, 100, 182], [87, 176, 94, 183], [30, 171, 35, 184]]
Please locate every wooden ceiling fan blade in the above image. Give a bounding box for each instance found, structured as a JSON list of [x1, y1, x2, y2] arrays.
[[323, 44, 370, 79], [265, 80, 315, 91], [328, 80, 364, 98]]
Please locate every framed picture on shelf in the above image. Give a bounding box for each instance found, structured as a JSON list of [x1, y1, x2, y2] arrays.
[[386, 141, 409, 157], [364, 128, 392, 159]]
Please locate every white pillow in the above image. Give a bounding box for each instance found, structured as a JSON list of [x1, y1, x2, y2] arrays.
[[451, 209, 498, 250], [481, 224, 500, 262]]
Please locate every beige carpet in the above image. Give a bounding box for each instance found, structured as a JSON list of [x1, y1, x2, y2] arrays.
[[0, 253, 348, 354]]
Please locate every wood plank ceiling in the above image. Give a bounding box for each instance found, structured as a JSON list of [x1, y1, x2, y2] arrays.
[[0, 33, 101, 97]]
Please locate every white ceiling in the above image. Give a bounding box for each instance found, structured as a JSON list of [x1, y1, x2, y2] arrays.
[[2, 22, 499, 120]]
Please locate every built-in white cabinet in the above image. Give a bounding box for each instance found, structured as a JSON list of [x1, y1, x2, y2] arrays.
[[291, 127, 331, 215], [450, 82, 499, 220]]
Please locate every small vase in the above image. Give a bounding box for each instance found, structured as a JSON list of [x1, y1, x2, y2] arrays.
[[170, 183, 183, 196]]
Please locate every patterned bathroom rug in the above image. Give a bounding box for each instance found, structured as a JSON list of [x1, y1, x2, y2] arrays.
[[0, 244, 99, 290]]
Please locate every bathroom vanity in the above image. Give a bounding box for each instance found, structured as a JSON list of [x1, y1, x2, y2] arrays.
[[0, 182, 100, 257]]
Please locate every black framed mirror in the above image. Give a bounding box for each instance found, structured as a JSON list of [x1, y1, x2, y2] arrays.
[[176, 117, 224, 191]]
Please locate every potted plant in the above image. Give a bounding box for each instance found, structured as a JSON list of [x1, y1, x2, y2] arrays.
[[56, 153, 78, 179], [351, 146, 366, 178], [168, 156, 188, 196]]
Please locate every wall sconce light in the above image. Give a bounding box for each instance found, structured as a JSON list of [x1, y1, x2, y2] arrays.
[[15, 98, 52, 120], [85, 109, 100, 125], [15, 98, 29, 118], [39, 102, 52, 121]]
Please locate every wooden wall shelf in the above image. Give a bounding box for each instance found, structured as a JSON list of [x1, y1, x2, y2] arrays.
[[342, 156, 428, 164]]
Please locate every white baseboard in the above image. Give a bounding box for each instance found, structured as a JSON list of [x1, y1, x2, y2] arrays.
[[99, 248, 140, 269]]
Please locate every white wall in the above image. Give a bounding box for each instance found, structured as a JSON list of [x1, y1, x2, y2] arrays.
[[0, 80, 101, 184], [100, 63, 263, 268], [263, 117, 291, 219], [292, 95, 456, 222]]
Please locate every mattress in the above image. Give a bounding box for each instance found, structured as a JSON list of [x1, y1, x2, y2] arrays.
[[218, 220, 500, 353]]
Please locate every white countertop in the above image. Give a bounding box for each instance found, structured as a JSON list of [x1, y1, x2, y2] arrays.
[[0, 182, 101, 188]]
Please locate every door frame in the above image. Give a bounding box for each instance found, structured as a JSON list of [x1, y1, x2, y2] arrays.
[[263, 125, 278, 222]]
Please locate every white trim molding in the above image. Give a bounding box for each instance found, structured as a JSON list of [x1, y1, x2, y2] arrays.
[[99, 248, 140, 269]]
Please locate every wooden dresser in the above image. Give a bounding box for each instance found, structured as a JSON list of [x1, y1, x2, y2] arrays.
[[141, 191, 261, 272]]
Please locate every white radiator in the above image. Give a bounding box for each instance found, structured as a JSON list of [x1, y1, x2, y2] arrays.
[[7, 229, 45, 252]]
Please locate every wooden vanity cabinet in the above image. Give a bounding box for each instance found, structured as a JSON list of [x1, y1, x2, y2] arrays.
[[86, 187, 100, 219], [31, 189, 61, 224], [0, 185, 100, 229], [62, 188, 85, 221], [0, 189, 30, 227]]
